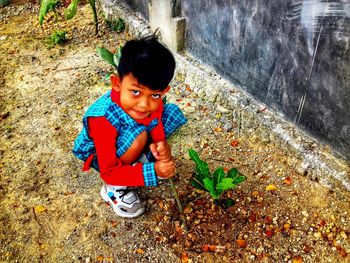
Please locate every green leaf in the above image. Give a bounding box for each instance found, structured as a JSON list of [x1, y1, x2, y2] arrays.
[[227, 168, 246, 184], [190, 176, 206, 191], [213, 167, 225, 185], [39, 0, 59, 25], [49, 30, 67, 45], [65, 0, 79, 20], [227, 168, 239, 179], [188, 149, 200, 164], [232, 175, 246, 184], [216, 178, 236, 192], [203, 178, 218, 199], [112, 46, 122, 67], [188, 149, 210, 177], [114, 18, 125, 33], [222, 198, 235, 208], [97, 47, 116, 67]]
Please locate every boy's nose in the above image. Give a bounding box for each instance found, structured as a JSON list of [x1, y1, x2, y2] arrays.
[[138, 97, 149, 108]]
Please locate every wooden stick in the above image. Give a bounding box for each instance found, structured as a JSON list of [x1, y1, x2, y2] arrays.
[[168, 178, 188, 231]]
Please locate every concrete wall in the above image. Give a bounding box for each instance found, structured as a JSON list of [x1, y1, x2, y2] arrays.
[[118, 0, 149, 20], [181, 0, 350, 162], [103, 0, 350, 162]]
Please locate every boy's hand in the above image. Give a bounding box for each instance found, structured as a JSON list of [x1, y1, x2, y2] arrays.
[[150, 141, 172, 162], [154, 158, 175, 179]]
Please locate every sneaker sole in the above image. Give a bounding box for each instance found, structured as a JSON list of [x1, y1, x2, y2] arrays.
[[100, 187, 145, 218]]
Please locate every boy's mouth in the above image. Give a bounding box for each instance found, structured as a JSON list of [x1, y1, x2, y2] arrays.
[[131, 110, 149, 119]]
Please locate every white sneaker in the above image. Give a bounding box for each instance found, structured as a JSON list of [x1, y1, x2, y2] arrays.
[[100, 184, 145, 218]]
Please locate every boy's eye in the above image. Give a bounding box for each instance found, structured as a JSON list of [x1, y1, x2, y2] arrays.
[[131, 90, 140, 95], [152, 94, 161, 99]]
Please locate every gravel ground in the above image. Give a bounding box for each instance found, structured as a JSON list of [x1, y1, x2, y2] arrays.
[[0, 2, 349, 262]]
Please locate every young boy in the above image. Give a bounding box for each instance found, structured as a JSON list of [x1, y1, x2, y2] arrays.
[[72, 34, 187, 218]]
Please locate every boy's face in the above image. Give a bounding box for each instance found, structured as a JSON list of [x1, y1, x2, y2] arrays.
[[111, 74, 169, 120]]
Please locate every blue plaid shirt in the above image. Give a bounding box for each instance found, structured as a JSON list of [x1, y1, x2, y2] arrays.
[[73, 90, 187, 186]]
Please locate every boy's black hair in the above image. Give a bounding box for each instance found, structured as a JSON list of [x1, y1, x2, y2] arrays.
[[117, 32, 176, 91]]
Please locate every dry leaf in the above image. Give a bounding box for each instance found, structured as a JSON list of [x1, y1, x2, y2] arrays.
[[249, 213, 257, 223], [214, 127, 222, 132], [201, 245, 209, 252], [283, 223, 291, 231], [266, 184, 277, 191], [181, 252, 189, 262], [230, 140, 239, 147], [292, 255, 303, 263], [283, 176, 292, 185], [337, 246, 348, 257], [110, 221, 118, 227], [136, 248, 145, 254], [34, 205, 47, 213], [265, 229, 274, 237], [183, 206, 192, 214], [264, 216, 272, 224], [236, 239, 247, 248], [63, 191, 75, 195], [303, 244, 312, 253], [209, 245, 216, 251], [251, 191, 260, 197], [97, 255, 104, 262], [319, 219, 326, 226]]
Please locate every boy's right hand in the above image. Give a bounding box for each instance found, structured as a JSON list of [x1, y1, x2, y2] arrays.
[[154, 159, 175, 179]]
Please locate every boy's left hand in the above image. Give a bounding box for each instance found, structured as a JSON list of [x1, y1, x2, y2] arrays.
[[150, 141, 172, 162]]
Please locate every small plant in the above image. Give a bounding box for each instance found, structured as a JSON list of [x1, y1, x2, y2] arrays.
[[39, 0, 60, 25], [49, 30, 67, 45], [106, 18, 125, 33], [189, 149, 246, 206], [39, 0, 99, 35], [97, 46, 122, 68]]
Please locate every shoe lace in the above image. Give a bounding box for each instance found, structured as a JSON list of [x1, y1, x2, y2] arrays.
[[116, 187, 132, 198]]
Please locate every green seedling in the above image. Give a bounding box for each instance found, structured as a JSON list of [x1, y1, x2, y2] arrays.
[[106, 18, 125, 33], [189, 149, 246, 206], [49, 30, 67, 45], [39, 0, 99, 34], [39, 0, 59, 25], [97, 46, 122, 84], [97, 46, 122, 68], [65, 0, 79, 20]]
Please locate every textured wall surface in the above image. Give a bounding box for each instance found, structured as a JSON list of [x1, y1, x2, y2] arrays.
[[118, 0, 149, 20], [181, 0, 350, 161]]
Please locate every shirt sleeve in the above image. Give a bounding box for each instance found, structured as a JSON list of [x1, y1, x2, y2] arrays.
[[149, 103, 166, 142], [149, 117, 166, 142], [87, 117, 157, 187]]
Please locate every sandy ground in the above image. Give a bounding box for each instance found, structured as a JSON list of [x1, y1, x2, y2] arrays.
[[0, 2, 350, 262]]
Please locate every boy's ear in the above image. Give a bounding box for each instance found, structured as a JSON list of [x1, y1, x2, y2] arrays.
[[163, 86, 171, 94], [110, 74, 121, 92]]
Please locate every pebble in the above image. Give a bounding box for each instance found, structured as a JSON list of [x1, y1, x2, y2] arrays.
[[302, 211, 309, 217], [314, 232, 322, 238], [216, 104, 230, 113], [340, 231, 347, 239]]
